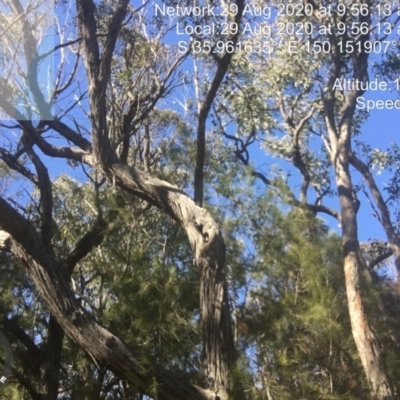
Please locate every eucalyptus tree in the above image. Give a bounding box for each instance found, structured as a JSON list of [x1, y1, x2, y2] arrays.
[[0, 0, 247, 399], [2, 0, 400, 399], [215, 1, 400, 398]]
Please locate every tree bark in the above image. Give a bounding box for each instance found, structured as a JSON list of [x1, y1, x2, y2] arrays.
[[0, 198, 221, 400], [38, 316, 64, 400], [0, 0, 239, 397], [109, 163, 236, 397], [193, 0, 245, 206], [329, 118, 394, 400], [323, 9, 394, 394], [335, 159, 393, 399], [75, 0, 239, 394]]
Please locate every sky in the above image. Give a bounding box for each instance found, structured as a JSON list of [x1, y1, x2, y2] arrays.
[[1, 0, 400, 395], [1, 0, 400, 258], [155, 1, 400, 246]]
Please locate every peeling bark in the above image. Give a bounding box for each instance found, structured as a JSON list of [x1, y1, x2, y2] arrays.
[[336, 160, 394, 399], [109, 163, 236, 395], [323, 6, 394, 395]]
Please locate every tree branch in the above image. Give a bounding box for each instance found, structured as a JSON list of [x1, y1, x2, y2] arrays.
[[0, 148, 39, 185], [0, 356, 41, 400], [369, 250, 393, 271], [0, 98, 90, 162], [76, 0, 128, 166], [46, 120, 91, 151], [64, 217, 108, 277], [23, 135, 54, 248], [194, 0, 246, 206], [252, 167, 339, 220], [350, 152, 400, 273], [0, 196, 217, 400], [99, 0, 130, 89], [2, 317, 42, 361]]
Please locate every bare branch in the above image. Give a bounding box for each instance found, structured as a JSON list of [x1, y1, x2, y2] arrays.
[[350, 152, 400, 273], [369, 250, 393, 271], [3, 316, 42, 361], [65, 218, 108, 277], [0, 97, 88, 161], [0, 148, 39, 185], [194, 0, 246, 206], [99, 0, 130, 89], [76, 0, 129, 166], [23, 134, 53, 247], [46, 120, 91, 151]]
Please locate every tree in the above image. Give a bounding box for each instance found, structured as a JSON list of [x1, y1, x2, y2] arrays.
[[0, 0, 246, 399], [1, 1, 400, 399], [214, 1, 400, 398], [239, 206, 363, 399]]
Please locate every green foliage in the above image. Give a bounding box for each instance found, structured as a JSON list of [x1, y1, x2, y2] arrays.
[[2, 1, 400, 399], [237, 205, 367, 399]]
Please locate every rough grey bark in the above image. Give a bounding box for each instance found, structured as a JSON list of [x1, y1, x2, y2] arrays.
[[75, 0, 238, 396], [0, 0, 239, 398], [0, 200, 220, 400], [109, 164, 236, 397]]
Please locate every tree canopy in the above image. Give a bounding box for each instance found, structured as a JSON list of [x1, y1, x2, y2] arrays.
[[0, 1, 400, 399]]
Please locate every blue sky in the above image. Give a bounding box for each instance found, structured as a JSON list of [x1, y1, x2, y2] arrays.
[[3, 0, 400, 259], [67, 0, 400, 249]]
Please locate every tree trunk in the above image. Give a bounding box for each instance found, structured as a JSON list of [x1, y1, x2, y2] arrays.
[[335, 155, 394, 399], [39, 315, 64, 400], [109, 163, 236, 398], [322, 11, 394, 393], [0, 199, 224, 400]]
